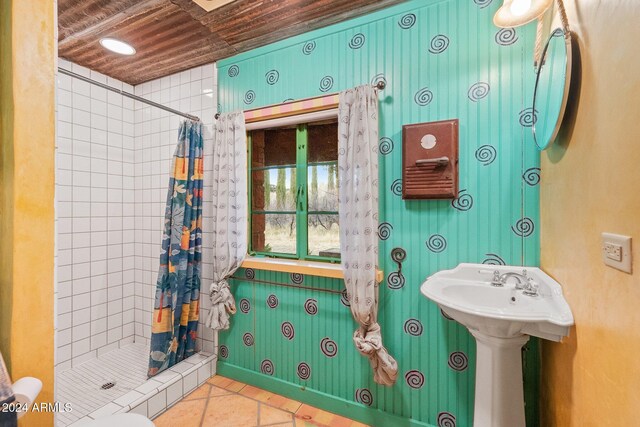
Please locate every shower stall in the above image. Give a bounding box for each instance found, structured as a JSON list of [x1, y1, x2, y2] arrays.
[[54, 59, 218, 425]]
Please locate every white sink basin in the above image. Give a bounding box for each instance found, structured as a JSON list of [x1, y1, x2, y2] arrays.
[[421, 263, 574, 341], [420, 263, 574, 427]]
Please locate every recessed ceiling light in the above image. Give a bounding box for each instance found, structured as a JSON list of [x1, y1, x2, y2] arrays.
[[99, 38, 136, 55]]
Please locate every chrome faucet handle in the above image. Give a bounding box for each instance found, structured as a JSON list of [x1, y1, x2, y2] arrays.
[[491, 270, 503, 287], [523, 278, 539, 296]]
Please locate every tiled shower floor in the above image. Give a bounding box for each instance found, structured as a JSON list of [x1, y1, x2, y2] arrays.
[[56, 343, 149, 426]]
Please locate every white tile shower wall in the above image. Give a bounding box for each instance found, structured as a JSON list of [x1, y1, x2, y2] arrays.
[[132, 64, 218, 355], [56, 59, 136, 371]]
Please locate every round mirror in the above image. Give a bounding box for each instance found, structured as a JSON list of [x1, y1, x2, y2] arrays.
[[532, 28, 572, 150]]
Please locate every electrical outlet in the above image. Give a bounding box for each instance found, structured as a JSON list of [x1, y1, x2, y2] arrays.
[[604, 243, 622, 261], [601, 233, 632, 273]]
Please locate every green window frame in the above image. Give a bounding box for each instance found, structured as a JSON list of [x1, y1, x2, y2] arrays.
[[248, 123, 340, 263]]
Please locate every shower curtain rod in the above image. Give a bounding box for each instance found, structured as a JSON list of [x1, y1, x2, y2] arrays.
[[58, 67, 200, 122], [214, 80, 386, 120]]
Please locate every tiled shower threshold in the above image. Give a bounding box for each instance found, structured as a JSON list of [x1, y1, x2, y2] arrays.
[[56, 342, 216, 426]]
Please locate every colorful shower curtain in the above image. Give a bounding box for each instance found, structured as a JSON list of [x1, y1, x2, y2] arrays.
[[148, 120, 203, 377]]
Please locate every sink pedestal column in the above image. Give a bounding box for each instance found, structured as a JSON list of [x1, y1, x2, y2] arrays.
[[470, 330, 530, 427]]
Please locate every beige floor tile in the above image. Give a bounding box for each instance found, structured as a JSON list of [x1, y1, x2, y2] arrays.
[[210, 385, 233, 396], [239, 384, 275, 403], [329, 416, 359, 427], [263, 393, 302, 413], [156, 375, 365, 427], [153, 398, 207, 427], [314, 410, 338, 425], [295, 404, 319, 419], [184, 383, 211, 401], [201, 394, 259, 427], [259, 403, 294, 425], [294, 404, 365, 427], [209, 375, 246, 392]]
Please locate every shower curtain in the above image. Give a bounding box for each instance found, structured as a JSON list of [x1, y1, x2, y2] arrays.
[[148, 120, 203, 377], [338, 85, 398, 385]]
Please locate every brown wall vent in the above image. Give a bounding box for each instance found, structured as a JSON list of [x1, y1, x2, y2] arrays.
[[402, 119, 459, 199]]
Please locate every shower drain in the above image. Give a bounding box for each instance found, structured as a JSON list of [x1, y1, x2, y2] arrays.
[[101, 381, 116, 390]]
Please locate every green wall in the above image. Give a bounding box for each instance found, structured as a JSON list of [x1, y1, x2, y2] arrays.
[[216, 1, 540, 426]]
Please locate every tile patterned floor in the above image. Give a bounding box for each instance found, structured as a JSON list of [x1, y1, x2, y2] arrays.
[[56, 343, 149, 426], [153, 375, 369, 427]]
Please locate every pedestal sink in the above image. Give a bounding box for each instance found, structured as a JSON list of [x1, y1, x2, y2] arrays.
[[420, 263, 573, 427]]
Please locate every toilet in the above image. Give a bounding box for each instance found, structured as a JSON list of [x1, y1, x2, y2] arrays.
[[79, 413, 155, 426]]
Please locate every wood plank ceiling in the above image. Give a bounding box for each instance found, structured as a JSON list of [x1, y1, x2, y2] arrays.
[[58, 0, 405, 85]]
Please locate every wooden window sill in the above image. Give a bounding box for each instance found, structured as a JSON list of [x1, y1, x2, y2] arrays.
[[241, 256, 384, 283]]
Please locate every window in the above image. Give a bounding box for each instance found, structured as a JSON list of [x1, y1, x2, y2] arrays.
[[249, 120, 340, 261]]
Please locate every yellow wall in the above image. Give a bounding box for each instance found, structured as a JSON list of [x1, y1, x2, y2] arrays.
[[540, 0, 640, 425], [0, 0, 56, 425]]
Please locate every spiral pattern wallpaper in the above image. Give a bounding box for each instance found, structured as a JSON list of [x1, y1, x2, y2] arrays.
[[281, 321, 295, 340], [378, 222, 392, 240], [340, 289, 351, 307], [519, 107, 538, 127], [216, 1, 539, 426], [266, 294, 278, 309], [523, 167, 541, 186], [403, 318, 424, 336], [304, 298, 318, 315], [355, 388, 374, 406], [438, 412, 457, 427], [320, 337, 338, 358], [265, 69, 279, 85], [426, 234, 447, 253], [451, 189, 474, 211], [398, 13, 416, 29], [414, 87, 434, 106], [319, 76, 334, 92], [378, 137, 394, 155], [297, 362, 311, 380], [390, 179, 403, 196], [239, 298, 251, 314], [219, 345, 228, 359], [260, 359, 274, 376], [468, 82, 490, 101], [483, 253, 506, 265], [448, 351, 469, 372], [302, 41, 316, 55], [404, 370, 426, 389], [387, 271, 405, 289], [429, 34, 450, 54], [475, 144, 497, 165], [348, 33, 366, 49]]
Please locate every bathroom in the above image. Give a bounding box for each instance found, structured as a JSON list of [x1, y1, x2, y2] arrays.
[[0, 0, 638, 426]]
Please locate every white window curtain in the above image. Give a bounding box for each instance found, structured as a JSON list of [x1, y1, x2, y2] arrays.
[[338, 85, 398, 385], [205, 112, 248, 330]]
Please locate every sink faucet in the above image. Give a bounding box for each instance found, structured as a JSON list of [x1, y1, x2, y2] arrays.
[[491, 270, 539, 296]]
